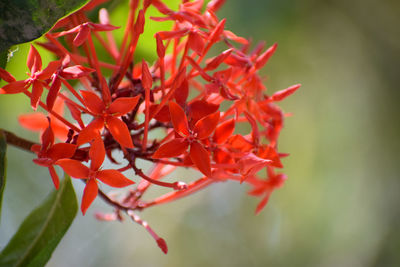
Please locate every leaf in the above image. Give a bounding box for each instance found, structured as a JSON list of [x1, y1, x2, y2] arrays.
[[0, 0, 91, 53], [0, 49, 7, 70], [0, 175, 78, 267], [0, 131, 7, 220]]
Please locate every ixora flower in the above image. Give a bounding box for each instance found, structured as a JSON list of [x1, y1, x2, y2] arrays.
[[0, 0, 300, 254]]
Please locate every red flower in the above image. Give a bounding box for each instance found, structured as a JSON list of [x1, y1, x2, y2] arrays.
[[248, 167, 287, 214], [46, 55, 95, 110], [31, 118, 76, 189], [19, 97, 70, 141], [0, 45, 61, 109], [152, 101, 220, 177], [77, 91, 140, 148], [53, 22, 119, 47], [57, 136, 134, 214], [0, 0, 301, 251]]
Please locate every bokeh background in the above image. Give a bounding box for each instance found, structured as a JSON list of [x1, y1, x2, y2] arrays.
[[1, 0, 399, 266]]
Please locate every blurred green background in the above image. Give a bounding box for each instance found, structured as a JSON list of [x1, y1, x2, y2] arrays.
[[1, 0, 400, 266]]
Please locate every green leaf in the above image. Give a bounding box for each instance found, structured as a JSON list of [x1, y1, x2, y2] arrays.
[[0, 0, 91, 53], [0, 49, 7, 69], [0, 131, 6, 220], [0, 175, 78, 267]]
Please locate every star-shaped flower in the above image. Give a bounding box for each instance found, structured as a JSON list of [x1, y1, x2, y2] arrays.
[[57, 136, 134, 214], [152, 101, 220, 177]]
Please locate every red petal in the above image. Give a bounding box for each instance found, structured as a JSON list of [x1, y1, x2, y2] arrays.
[[141, 60, 152, 89], [255, 43, 277, 70], [152, 138, 189, 158], [76, 118, 104, 146], [0, 68, 16, 82], [188, 100, 219, 122], [213, 118, 235, 144], [56, 159, 89, 178], [227, 135, 253, 152], [270, 84, 301, 102], [193, 111, 220, 139], [157, 28, 189, 40], [150, 104, 170, 123], [18, 112, 47, 131], [156, 34, 165, 58], [108, 95, 140, 116], [89, 136, 105, 171], [189, 141, 211, 177], [96, 169, 134, 187], [185, 56, 213, 82], [169, 101, 189, 137], [205, 48, 233, 71], [213, 148, 234, 164], [81, 90, 105, 114], [208, 18, 226, 44], [37, 60, 61, 80], [255, 193, 271, 215], [52, 24, 81, 38], [27, 45, 42, 73], [207, 0, 226, 12], [224, 53, 249, 68], [30, 81, 44, 110], [51, 120, 69, 142], [33, 158, 53, 167], [90, 22, 120, 32], [52, 95, 65, 115], [73, 25, 91, 46], [188, 31, 205, 55], [48, 166, 60, 189], [81, 178, 98, 215], [1, 80, 27, 94], [46, 77, 61, 111], [244, 111, 259, 145], [31, 144, 41, 154], [238, 153, 271, 178], [258, 146, 283, 168], [105, 116, 133, 148], [60, 65, 95, 79], [47, 143, 76, 161], [224, 30, 248, 44], [65, 100, 84, 128], [134, 10, 145, 35], [41, 118, 54, 150], [171, 66, 187, 90], [151, 0, 173, 14], [174, 78, 188, 106]]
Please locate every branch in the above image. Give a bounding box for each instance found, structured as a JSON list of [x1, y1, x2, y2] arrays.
[[0, 129, 36, 152]]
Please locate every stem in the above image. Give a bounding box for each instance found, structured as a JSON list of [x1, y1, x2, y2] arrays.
[[23, 91, 81, 132], [96, 186, 132, 211], [0, 129, 37, 152], [131, 163, 187, 190]]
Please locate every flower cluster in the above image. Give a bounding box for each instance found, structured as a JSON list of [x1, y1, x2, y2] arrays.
[[0, 0, 300, 253]]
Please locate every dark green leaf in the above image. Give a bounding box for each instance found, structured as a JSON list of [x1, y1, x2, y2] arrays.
[[0, 49, 7, 69], [0, 0, 91, 53], [0, 131, 6, 220], [0, 175, 78, 267]]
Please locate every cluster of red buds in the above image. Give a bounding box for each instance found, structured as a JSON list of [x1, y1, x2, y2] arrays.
[[0, 0, 300, 253]]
